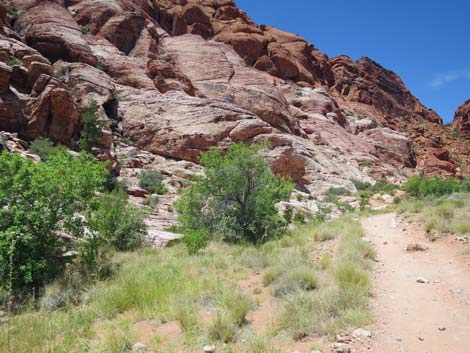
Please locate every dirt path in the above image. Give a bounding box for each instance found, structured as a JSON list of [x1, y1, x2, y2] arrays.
[[360, 213, 470, 353]]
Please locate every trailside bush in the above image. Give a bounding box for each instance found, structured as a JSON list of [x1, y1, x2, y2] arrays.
[[138, 169, 167, 194], [0, 152, 108, 293], [176, 143, 294, 245], [29, 138, 66, 161], [183, 228, 209, 255], [88, 190, 147, 251], [404, 176, 460, 198], [78, 100, 108, 152]]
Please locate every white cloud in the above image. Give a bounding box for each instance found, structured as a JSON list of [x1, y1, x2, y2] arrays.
[[431, 70, 470, 88]]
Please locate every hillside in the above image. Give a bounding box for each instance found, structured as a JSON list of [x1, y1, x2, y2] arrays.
[[0, 0, 469, 197]]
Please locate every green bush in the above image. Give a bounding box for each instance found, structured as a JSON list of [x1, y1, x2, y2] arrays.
[[29, 138, 66, 161], [0, 152, 107, 293], [273, 267, 318, 297], [183, 228, 209, 255], [142, 194, 159, 210], [89, 190, 146, 251], [404, 176, 460, 198], [138, 169, 167, 194], [78, 100, 108, 152], [176, 143, 294, 244], [460, 178, 470, 192]]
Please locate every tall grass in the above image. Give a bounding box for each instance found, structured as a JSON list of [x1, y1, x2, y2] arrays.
[[276, 218, 372, 339], [398, 193, 470, 236], [1, 217, 374, 351]]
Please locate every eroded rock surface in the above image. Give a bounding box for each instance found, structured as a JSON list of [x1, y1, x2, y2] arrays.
[[1, 0, 469, 199]]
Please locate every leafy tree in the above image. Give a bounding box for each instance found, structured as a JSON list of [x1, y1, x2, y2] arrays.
[[29, 137, 66, 161], [0, 152, 108, 293], [176, 143, 294, 245], [88, 190, 146, 251], [78, 100, 108, 152], [404, 176, 460, 197], [138, 169, 167, 194]]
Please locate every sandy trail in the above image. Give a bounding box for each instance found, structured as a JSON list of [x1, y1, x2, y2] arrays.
[[360, 213, 470, 353]]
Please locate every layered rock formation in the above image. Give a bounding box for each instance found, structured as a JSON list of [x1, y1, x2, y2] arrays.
[[0, 0, 468, 197]]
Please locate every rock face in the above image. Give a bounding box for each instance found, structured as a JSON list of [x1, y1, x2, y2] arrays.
[[453, 100, 470, 138], [0, 0, 469, 194]]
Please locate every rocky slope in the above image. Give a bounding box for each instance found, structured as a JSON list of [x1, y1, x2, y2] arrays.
[[0, 0, 468, 198]]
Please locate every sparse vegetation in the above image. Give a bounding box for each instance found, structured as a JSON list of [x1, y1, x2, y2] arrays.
[[138, 169, 167, 194], [399, 192, 470, 236], [29, 137, 66, 161], [78, 100, 109, 152], [1, 211, 372, 352], [5, 58, 20, 67]]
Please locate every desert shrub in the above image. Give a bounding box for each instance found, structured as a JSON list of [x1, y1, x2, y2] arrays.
[[326, 187, 350, 196], [183, 228, 209, 255], [460, 178, 470, 192], [88, 190, 146, 251], [208, 289, 251, 343], [6, 7, 20, 19], [0, 152, 107, 293], [208, 311, 238, 343], [138, 169, 167, 194], [29, 137, 66, 161], [78, 100, 109, 152], [142, 194, 159, 210], [6, 58, 20, 66], [273, 267, 319, 297], [335, 262, 370, 290], [262, 267, 283, 286], [278, 287, 369, 338], [176, 143, 293, 244], [352, 179, 372, 191], [283, 206, 293, 224], [404, 176, 460, 198]]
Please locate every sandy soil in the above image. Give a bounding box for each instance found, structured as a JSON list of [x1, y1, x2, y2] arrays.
[[360, 213, 470, 353]]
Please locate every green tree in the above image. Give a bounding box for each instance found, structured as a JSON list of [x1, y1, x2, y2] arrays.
[[78, 100, 108, 152], [88, 190, 147, 251], [0, 152, 108, 293], [176, 143, 294, 245], [29, 137, 66, 161]]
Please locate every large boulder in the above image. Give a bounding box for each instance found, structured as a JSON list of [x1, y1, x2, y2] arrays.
[[15, 1, 97, 65]]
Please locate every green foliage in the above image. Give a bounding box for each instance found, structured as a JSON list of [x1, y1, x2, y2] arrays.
[[404, 176, 460, 198], [326, 187, 351, 196], [283, 206, 293, 224], [352, 178, 398, 195], [459, 178, 470, 192], [5, 58, 20, 66], [273, 266, 318, 297], [29, 137, 66, 161], [89, 190, 146, 251], [54, 66, 68, 79], [6, 7, 20, 19], [138, 169, 167, 194], [183, 228, 209, 255], [0, 152, 107, 293], [142, 194, 159, 210], [78, 100, 108, 152], [176, 143, 294, 245]]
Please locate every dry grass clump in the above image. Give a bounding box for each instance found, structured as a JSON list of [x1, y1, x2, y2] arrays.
[[276, 218, 373, 339], [399, 193, 470, 236]]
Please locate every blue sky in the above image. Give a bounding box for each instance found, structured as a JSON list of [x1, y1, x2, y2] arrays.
[[235, 0, 470, 124]]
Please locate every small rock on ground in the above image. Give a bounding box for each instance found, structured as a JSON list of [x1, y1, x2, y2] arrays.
[[416, 277, 430, 284], [352, 327, 372, 340]]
